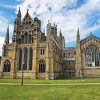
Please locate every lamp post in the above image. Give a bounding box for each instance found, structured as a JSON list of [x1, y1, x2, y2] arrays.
[[21, 62, 24, 86]]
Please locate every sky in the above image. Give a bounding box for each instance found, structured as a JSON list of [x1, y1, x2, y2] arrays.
[[0, 0, 100, 55]]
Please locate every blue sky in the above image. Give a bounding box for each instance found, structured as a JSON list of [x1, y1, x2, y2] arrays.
[[0, 0, 100, 54]]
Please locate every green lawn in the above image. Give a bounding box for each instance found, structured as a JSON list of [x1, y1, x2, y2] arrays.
[[0, 77, 100, 84], [0, 85, 100, 100], [0, 78, 100, 100]]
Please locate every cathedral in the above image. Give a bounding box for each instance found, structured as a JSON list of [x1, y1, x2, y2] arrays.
[[0, 8, 100, 79]]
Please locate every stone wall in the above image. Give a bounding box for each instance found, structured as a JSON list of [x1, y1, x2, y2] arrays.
[[83, 68, 100, 77], [0, 71, 2, 78]]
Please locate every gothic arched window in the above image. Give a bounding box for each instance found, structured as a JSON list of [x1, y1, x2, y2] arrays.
[[29, 34, 31, 44], [18, 38, 21, 44], [21, 35, 24, 44], [24, 33, 28, 44], [23, 48, 28, 70], [85, 45, 100, 67], [95, 50, 100, 66], [3, 60, 11, 72], [39, 60, 46, 73], [29, 48, 33, 70], [18, 48, 22, 70]]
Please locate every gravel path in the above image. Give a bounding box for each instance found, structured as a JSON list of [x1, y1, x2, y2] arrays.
[[0, 82, 100, 86]]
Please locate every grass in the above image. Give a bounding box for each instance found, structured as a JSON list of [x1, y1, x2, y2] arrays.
[[0, 78, 100, 100], [0, 85, 100, 100], [0, 77, 100, 84]]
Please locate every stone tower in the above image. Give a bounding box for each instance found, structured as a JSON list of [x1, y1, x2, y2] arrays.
[[75, 28, 82, 77], [0, 8, 65, 79], [4, 25, 9, 45]]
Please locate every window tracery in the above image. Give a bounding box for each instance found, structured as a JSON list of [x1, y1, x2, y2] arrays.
[[39, 60, 46, 73], [85, 45, 100, 67]]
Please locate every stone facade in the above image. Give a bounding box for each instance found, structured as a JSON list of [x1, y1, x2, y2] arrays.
[[62, 47, 76, 77], [75, 30, 100, 77], [0, 8, 64, 79], [0, 8, 100, 79]]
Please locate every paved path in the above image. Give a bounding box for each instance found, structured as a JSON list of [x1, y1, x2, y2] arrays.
[[0, 82, 100, 86]]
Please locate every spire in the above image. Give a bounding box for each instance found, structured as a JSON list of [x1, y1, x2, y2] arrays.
[[27, 9, 29, 13], [76, 28, 80, 44], [17, 7, 21, 18], [77, 27, 80, 36], [59, 29, 62, 37], [26, 9, 29, 17], [4, 25, 9, 45], [23, 9, 32, 19]]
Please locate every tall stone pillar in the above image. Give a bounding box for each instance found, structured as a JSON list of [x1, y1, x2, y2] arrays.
[[32, 28, 38, 79], [45, 43, 49, 79], [49, 57, 54, 79], [10, 47, 16, 79], [75, 28, 82, 77], [0, 59, 4, 78], [32, 47, 37, 79], [75, 46, 82, 77]]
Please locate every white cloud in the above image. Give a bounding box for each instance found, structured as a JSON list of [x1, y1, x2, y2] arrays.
[[0, 16, 9, 33], [0, 16, 13, 33], [0, 16, 13, 56], [0, 0, 100, 56], [0, 36, 12, 56], [0, 36, 5, 56], [16, 0, 100, 45]]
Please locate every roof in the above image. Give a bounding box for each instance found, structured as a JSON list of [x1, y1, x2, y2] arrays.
[[63, 47, 75, 50], [63, 57, 75, 61], [22, 9, 33, 22], [81, 33, 100, 43]]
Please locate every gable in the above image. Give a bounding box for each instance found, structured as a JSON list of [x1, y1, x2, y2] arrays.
[[81, 34, 100, 44], [80, 34, 100, 51], [21, 11, 34, 30]]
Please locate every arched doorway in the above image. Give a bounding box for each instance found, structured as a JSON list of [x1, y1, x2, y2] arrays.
[[3, 60, 11, 72]]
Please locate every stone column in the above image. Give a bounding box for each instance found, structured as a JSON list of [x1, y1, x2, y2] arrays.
[[75, 45, 82, 77], [50, 57, 54, 80], [32, 47, 37, 79], [0, 59, 4, 78], [45, 43, 50, 79]]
